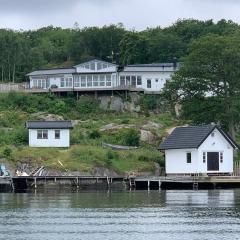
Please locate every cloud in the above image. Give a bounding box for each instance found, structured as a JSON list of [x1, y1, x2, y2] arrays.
[[0, 0, 240, 30]]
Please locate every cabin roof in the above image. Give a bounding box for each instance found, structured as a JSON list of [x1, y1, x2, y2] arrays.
[[159, 125, 238, 150], [27, 68, 76, 76], [26, 121, 73, 129]]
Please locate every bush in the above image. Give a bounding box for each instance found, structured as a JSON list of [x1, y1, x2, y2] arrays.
[[89, 130, 101, 139], [124, 129, 140, 146], [76, 96, 100, 114], [3, 147, 13, 159]]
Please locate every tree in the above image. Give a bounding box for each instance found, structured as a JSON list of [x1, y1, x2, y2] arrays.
[[164, 34, 240, 139]]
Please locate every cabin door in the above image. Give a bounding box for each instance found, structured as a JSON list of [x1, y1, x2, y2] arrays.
[[207, 152, 219, 171]]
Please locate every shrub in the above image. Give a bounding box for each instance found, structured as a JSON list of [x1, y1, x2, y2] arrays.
[[124, 129, 140, 146], [89, 130, 101, 139], [76, 96, 100, 114], [3, 147, 13, 159]]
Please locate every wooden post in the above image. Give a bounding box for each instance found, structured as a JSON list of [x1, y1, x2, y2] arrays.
[[148, 181, 150, 190], [34, 177, 37, 189]]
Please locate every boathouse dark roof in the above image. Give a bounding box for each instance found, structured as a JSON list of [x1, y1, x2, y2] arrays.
[[26, 121, 73, 129], [159, 125, 238, 150]]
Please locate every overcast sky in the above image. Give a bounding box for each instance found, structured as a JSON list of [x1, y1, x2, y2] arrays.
[[0, 0, 240, 30]]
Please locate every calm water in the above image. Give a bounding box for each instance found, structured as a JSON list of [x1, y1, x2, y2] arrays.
[[0, 190, 240, 240]]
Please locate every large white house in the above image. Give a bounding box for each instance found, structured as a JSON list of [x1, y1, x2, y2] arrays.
[[159, 125, 238, 175], [26, 121, 73, 148], [27, 59, 180, 93]]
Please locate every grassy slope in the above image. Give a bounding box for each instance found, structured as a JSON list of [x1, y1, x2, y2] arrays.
[[0, 111, 185, 175]]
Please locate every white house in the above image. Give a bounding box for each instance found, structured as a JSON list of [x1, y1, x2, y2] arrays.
[[159, 125, 238, 175], [27, 59, 180, 93], [26, 121, 73, 148]]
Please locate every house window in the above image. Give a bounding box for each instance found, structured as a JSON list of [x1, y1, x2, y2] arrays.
[[211, 132, 215, 137], [81, 75, 86, 87], [131, 76, 136, 87], [60, 78, 64, 87], [93, 75, 99, 87], [220, 152, 223, 163], [55, 130, 60, 139], [137, 76, 142, 85], [106, 75, 112, 86], [87, 75, 92, 87], [147, 79, 151, 88], [186, 152, 192, 163], [37, 130, 48, 139], [74, 76, 80, 87], [203, 152, 206, 163], [120, 76, 125, 86], [100, 75, 105, 86], [155, 79, 159, 82], [126, 76, 131, 85]]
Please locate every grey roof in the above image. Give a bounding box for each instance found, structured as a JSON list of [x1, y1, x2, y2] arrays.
[[27, 68, 76, 76], [126, 63, 180, 68], [159, 125, 238, 150], [26, 121, 73, 129]]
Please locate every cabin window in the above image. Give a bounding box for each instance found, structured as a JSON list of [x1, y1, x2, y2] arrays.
[[186, 152, 192, 163], [55, 130, 60, 139], [147, 79, 151, 88], [203, 152, 206, 163], [37, 130, 48, 139], [137, 76, 142, 85], [220, 152, 223, 163]]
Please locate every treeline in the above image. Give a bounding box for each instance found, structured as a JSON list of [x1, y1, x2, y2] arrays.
[[0, 19, 239, 82]]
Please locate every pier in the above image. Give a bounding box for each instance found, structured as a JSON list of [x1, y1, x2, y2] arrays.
[[2, 175, 240, 192]]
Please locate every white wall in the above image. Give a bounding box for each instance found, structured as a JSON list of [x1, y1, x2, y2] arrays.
[[165, 148, 198, 174], [119, 72, 172, 91], [165, 129, 234, 174], [29, 129, 70, 148], [198, 129, 233, 173]]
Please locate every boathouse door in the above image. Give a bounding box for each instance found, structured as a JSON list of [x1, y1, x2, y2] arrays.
[[207, 152, 219, 171]]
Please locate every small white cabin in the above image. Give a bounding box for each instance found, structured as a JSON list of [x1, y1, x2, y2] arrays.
[[159, 125, 238, 175], [26, 121, 73, 148]]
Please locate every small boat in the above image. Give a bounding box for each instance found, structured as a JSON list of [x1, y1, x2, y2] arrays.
[[102, 142, 138, 150]]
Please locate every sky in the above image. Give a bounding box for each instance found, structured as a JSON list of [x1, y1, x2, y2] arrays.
[[0, 0, 240, 30]]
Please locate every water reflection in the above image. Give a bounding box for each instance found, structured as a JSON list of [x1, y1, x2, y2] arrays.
[[0, 190, 240, 240]]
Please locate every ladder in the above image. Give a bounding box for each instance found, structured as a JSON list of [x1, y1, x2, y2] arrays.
[[129, 178, 136, 189]]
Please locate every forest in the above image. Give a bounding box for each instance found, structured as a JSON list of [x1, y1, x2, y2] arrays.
[[0, 19, 239, 82]]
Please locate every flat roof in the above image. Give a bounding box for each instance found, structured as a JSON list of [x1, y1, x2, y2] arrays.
[[26, 121, 73, 129]]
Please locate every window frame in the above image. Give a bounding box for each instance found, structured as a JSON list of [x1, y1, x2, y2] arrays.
[[37, 130, 48, 139], [186, 152, 192, 164], [55, 130, 60, 139]]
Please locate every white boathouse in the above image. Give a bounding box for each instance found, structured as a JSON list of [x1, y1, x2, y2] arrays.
[[159, 125, 238, 175]]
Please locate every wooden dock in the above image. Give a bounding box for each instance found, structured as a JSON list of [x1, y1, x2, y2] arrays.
[[5, 175, 240, 192]]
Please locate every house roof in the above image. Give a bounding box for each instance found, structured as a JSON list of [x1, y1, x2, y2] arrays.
[[27, 68, 76, 76], [126, 63, 180, 68], [26, 121, 73, 129], [159, 125, 238, 150]]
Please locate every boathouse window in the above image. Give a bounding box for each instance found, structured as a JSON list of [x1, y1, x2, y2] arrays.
[[186, 152, 192, 163], [55, 130, 60, 139], [220, 152, 223, 163], [37, 130, 48, 139], [147, 79, 151, 88], [203, 152, 206, 163]]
